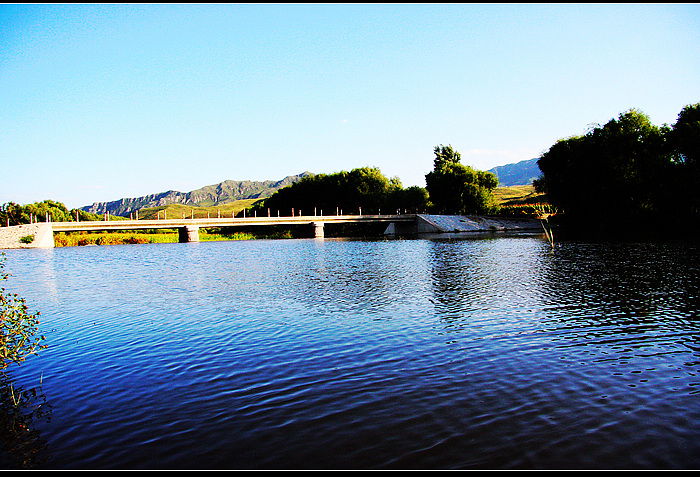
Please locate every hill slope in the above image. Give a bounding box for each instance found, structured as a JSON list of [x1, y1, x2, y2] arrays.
[[81, 172, 312, 217]]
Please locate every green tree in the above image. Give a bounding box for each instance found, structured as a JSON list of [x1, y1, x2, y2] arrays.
[[425, 144, 499, 214], [432, 143, 462, 169], [669, 103, 700, 215], [535, 106, 699, 230], [1, 253, 50, 467], [671, 103, 700, 166]]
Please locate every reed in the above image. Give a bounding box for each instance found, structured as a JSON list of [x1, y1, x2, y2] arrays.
[[535, 204, 556, 248]]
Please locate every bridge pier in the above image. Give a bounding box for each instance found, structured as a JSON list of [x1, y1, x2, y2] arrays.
[[179, 225, 200, 243], [311, 222, 324, 239]]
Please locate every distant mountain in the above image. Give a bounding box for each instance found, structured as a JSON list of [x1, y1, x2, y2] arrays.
[[489, 158, 541, 187], [82, 172, 312, 217]]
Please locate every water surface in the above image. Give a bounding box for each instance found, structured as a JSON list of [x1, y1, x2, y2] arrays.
[[2, 236, 699, 469]]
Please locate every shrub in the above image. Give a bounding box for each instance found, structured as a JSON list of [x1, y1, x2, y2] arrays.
[[0, 254, 46, 372]]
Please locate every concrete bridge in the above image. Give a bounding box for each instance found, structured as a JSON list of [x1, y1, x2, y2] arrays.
[[0, 214, 415, 248], [0, 214, 543, 249]]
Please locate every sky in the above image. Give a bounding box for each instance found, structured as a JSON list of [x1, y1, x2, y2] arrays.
[[1, 3, 699, 209]]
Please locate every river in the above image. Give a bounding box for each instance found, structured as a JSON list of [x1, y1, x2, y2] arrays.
[[1, 234, 699, 469]]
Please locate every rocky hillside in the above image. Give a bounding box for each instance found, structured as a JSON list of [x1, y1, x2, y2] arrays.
[[489, 158, 541, 187], [81, 172, 312, 217]]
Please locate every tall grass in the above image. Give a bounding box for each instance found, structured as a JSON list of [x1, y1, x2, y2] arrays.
[[54, 232, 178, 247], [497, 203, 557, 217], [54, 230, 257, 247], [199, 231, 256, 241]]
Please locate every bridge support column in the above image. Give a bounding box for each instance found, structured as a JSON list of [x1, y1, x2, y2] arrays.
[[311, 222, 324, 239], [179, 225, 199, 243]]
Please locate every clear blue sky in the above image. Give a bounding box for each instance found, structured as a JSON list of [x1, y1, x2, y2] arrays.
[[1, 3, 699, 209]]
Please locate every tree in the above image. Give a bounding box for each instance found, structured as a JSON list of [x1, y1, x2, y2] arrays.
[[669, 103, 700, 215], [432, 144, 462, 170], [425, 144, 499, 215], [671, 103, 700, 166], [535, 105, 700, 230]]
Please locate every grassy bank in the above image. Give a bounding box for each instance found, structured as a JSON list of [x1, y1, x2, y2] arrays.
[[493, 184, 544, 205], [494, 185, 553, 218]]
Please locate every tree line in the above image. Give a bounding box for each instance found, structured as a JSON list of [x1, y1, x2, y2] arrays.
[[252, 146, 500, 218], [250, 166, 430, 217], [0, 200, 103, 226], [534, 103, 700, 232]]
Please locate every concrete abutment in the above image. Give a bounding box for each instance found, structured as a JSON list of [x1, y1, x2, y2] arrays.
[[0, 223, 55, 249]]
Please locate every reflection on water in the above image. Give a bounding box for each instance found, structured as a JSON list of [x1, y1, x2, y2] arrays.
[[2, 236, 699, 469], [0, 375, 52, 469]]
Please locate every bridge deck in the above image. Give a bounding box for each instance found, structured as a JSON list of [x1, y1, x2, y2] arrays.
[[49, 214, 417, 233]]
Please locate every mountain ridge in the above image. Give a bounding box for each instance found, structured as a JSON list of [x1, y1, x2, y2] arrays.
[[488, 158, 540, 187], [81, 172, 313, 216]]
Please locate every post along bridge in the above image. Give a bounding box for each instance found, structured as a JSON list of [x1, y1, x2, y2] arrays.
[[0, 214, 544, 249]]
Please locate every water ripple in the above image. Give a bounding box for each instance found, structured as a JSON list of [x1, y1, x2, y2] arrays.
[[2, 238, 700, 469]]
